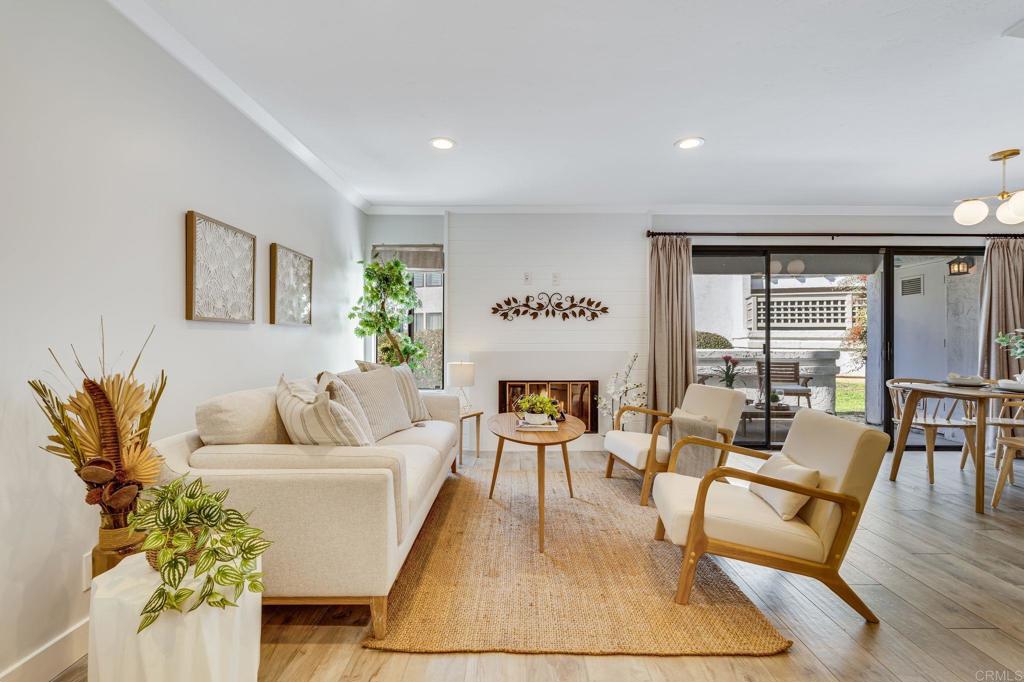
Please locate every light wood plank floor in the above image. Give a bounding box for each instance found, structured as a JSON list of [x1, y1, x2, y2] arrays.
[[53, 447, 1024, 682]]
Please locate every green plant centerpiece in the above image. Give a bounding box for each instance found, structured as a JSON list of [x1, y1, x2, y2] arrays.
[[129, 477, 270, 632], [996, 329, 1024, 381], [349, 258, 426, 368], [517, 393, 560, 425]]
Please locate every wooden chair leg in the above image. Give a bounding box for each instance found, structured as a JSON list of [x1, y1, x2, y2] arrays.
[[924, 427, 937, 485], [369, 596, 388, 638], [960, 428, 975, 470], [604, 452, 615, 478], [993, 444, 1016, 509], [655, 517, 666, 540], [821, 575, 878, 623], [639, 467, 655, 506], [674, 545, 704, 604]]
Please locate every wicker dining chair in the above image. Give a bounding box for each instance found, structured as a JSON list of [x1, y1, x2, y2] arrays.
[[886, 378, 976, 485]]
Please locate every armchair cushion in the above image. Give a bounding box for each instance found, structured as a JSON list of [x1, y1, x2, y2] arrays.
[[652, 472, 824, 562], [605, 429, 669, 468], [749, 453, 820, 520]]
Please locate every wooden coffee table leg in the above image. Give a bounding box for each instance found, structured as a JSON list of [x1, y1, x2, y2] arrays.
[[488, 437, 505, 499], [561, 442, 574, 498], [537, 444, 546, 552]]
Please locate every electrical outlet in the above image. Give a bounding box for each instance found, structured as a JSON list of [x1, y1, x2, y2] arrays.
[[82, 551, 92, 592], [523, 272, 532, 285], [552, 272, 561, 286]]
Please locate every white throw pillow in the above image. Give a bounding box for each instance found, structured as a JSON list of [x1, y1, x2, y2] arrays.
[[275, 376, 372, 446], [355, 360, 431, 422], [196, 386, 291, 445], [318, 372, 375, 443], [336, 367, 414, 440], [749, 452, 820, 521]]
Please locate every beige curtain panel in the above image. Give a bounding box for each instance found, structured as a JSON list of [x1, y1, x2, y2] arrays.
[[647, 235, 697, 414], [978, 238, 1024, 381], [371, 244, 445, 271]]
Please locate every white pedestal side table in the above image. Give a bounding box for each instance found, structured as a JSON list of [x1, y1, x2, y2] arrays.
[[88, 553, 261, 682]]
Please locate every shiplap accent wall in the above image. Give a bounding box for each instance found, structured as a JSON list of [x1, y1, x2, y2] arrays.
[[447, 213, 650, 450]]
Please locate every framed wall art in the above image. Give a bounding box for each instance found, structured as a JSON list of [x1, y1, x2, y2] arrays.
[[185, 211, 256, 323], [269, 243, 313, 325]]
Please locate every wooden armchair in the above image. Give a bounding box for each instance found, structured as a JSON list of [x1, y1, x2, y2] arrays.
[[651, 409, 891, 622], [604, 384, 745, 505]]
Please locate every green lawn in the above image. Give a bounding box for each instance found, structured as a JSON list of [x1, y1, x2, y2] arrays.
[[835, 377, 865, 415]]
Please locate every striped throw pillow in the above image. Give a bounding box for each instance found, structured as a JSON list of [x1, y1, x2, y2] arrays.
[[275, 376, 372, 446], [355, 361, 431, 422], [318, 371, 374, 443], [336, 367, 413, 440]]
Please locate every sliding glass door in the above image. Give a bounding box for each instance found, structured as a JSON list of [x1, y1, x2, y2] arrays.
[[693, 251, 769, 446], [693, 247, 887, 448]]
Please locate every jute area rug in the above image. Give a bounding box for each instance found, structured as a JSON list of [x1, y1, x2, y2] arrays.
[[363, 463, 791, 656]]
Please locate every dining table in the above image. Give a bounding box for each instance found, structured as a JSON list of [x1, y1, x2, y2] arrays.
[[889, 380, 1024, 513]]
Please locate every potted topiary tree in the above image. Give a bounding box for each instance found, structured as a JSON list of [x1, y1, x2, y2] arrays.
[[349, 258, 426, 368]]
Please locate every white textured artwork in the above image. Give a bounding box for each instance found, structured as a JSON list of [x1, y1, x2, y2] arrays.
[[271, 244, 312, 325], [187, 212, 255, 322]]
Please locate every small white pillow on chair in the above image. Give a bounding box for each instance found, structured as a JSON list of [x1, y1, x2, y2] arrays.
[[749, 453, 820, 521]]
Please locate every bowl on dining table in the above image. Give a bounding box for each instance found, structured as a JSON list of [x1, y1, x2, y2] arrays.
[[946, 373, 986, 387], [996, 379, 1024, 393]]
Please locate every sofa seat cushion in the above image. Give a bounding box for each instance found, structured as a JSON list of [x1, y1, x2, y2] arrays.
[[396, 444, 445, 516], [376, 420, 457, 459], [652, 472, 824, 563], [605, 429, 670, 468]]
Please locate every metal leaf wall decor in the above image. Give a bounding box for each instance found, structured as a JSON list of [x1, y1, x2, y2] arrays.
[[491, 292, 609, 321]]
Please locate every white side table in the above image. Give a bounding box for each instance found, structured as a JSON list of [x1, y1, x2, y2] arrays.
[[89, 554, 261, 682]]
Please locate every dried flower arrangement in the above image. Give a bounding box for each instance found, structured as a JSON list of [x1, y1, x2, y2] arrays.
[[28, 322, 167, 573]]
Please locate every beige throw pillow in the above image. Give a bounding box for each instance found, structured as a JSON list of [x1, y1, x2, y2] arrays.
[[318, 372, 375, 443], [355, 360, 431, 422], [275, 376, 372, 446], [336, 367, 413, 440], [196, 386, 291, 445], [749, 452, 820, 521]]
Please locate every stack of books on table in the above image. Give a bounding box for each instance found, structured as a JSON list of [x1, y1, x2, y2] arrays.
[[515, 418, 559, 432]]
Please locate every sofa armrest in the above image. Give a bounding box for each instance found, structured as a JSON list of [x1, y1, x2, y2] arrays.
[[421, 392, 460, 426], [152, 430, 203, 481], [188, 468, 399, 596]]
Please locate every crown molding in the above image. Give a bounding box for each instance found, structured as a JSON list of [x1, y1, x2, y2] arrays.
[[367, 203, 951, 216], [106, 0, 369, 212]]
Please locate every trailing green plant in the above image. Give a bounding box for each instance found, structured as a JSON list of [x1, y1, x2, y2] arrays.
[[517, 393, 560, 418], [996, 329, 1024, 361], [128, 477, 270, 632], [349, 258, 426, 368]]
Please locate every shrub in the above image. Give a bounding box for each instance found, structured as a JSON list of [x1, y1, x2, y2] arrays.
[[696, 331, 733, 349]]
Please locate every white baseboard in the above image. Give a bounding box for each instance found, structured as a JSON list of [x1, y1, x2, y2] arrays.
[[0, 617, 88, 682]]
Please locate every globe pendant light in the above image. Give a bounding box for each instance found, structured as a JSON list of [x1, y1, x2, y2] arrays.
[[953, 149, 1024, 226]]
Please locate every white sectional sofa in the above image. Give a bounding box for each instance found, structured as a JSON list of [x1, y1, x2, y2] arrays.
[[152, 383, 460, 638]]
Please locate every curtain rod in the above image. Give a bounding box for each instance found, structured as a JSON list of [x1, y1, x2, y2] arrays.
[[645, 230, 1023, 239]]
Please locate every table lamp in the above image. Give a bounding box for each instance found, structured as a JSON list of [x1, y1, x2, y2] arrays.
[[448, 361, 475, 413]]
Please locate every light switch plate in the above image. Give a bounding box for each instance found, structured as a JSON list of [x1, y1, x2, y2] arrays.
[[552, 272, 561, 286], [523, 272, 532, 285]]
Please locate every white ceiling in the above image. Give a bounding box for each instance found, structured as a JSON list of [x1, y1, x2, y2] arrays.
[[137, 0, 1024, 209]]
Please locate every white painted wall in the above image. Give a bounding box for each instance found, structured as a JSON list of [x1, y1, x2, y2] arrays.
[[0, 1, 365, 679], [447, 213, 649, 450]]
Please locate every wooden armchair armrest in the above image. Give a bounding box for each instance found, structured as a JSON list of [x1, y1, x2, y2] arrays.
[[640, 418, 673, 472], [613, 405, 670, 430], [687, 466, 862, 567], [666, 437, 770, 473], [799, 375, 813, 387]]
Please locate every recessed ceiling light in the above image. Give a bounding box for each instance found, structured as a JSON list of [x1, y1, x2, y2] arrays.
[[430, 137, 456, 150], [675, 137, 705, 150]]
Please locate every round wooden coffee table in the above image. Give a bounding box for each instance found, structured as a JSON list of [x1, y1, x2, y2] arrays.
[[487, 412, 586, 552]]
